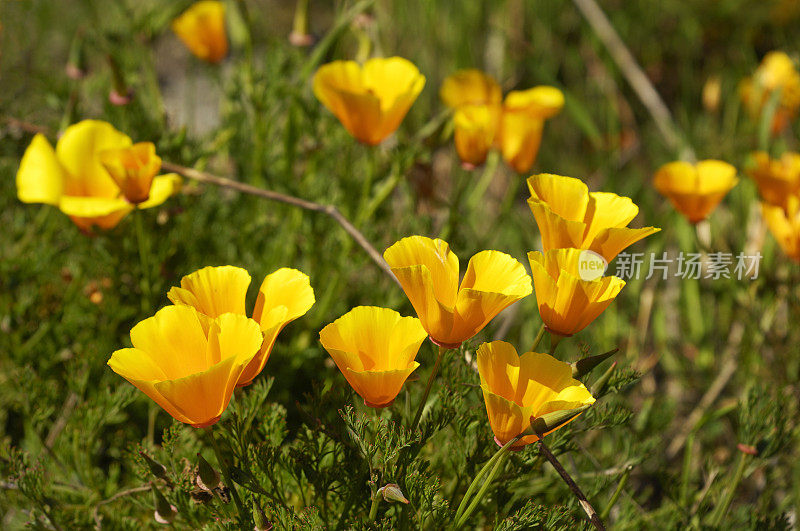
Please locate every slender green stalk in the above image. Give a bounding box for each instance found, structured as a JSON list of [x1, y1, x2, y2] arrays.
[[409, 345, 446, 431], [452, 435, 522, 525], [600, 466, 631, 521], [679, 433, 695, 507], [133, 209, 152, 313], [206, 427, 247, 523], [548, 331, 563, 356], [531, 324, 546, 352], [466, 150, 500, 209], [709, 452, 749, 527], [367, 489, 381, 522]]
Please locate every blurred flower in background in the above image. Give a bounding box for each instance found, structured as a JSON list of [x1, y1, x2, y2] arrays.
[[441, 70, 564, 173], [746, 151, 800, 211], [498, 86, 564, 173], [762, 196, 800, 262], [313, 57, 426, 145], [739, 51, 800, 134], [653, 160, 738, 224], [319, 306, 427, 408], [172, 0, 229, 64], [16, 120, 181, 232]]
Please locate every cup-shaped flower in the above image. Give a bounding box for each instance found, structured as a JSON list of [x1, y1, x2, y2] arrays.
[[384, 236, 532, 348], [107, 305, 263, 427], [477, 341, 595, 448], [16, 120, 181, 231], [527, 173, 660, 262], [740, 51, 800, 134], [653, 160, 738, 224], [167, 265, 315, 386], [528, 249, 625, 337], [440, 69, 502, 109], [313, 57, 426, 145], [99, 142, 162, 204], [498, 87, 564, 173], [747, 151, 800, 211], [171, 1, 228, 63], [762, 196, 800, 263], [453, 104, 500, 167], [319, 306, 427, 408]]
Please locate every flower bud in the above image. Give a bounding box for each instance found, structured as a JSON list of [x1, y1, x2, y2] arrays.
[[152, 485, 177, 524], [139, 451, 168, 480], [252, 499, 273, 530], [378, 483, 409, 504], [196, 453, 220, 492]]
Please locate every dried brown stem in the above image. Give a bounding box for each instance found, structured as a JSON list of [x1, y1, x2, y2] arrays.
[[572, 0, 695, 161], [538, 438, 606, 530], [161, 162, 398, 285], [92, 485, 151, 529]]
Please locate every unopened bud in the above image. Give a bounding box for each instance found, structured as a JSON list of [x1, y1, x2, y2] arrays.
[[591, 361, 617, 397], [152, 485, 177, 524], [378, 484, 409, 504], [528, 405, 591, 437], [571, 349, 618, 379], [737, 443, 758, 456], [252, 499, 273, 530], [196, 453, 220, 492], [139, 451, 167, 480]]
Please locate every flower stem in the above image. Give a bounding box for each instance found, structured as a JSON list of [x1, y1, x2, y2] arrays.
[[367, 489, 381, 522], [538, 438, 605, 530], [133, 209, 153, 313], [452, 436, 520, 529], [709, 451, 749, 527], [531, 324, 546, 352], [409, 345, 446, 431], [205, 427, 247, 523], [548, 331, 564, 356]]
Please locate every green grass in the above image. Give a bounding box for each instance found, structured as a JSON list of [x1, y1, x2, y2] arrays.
[[2, 0, 800, 528]]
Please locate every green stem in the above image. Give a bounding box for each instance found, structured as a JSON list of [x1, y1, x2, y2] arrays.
[[600, 466, 630, 521], [548, 331, 563, 356], [531, 324, 546, 352], [206, 427, 247, 523], [409, 345, 446, 431], [709, 451, 749, 527], [452, 436, 519, 529], [133, 209, 152, 313], [367, 489, 381, 522], [466, 150, 500, 209]]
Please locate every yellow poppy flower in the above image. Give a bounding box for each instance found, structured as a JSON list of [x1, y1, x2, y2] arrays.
[[171, 0, 228, 63], [453, 104, 501, 167], [528, 249, 625, 337], [498, 87, 564, 173], [319, 306, 427, 408], [108, 305, 263, 427], [383, 236, 532, 348], [312, 57, 426, 145], [653, 160, 738, 224], [16, 120, 181, 232], [99, 142, 163, 204], [747, 151, 800, 211], [762, 196, 800, 262], [440, 69, 502, 109], [740, 51, 800, 134], [167, 265, 315, 386], [527, 173, 660, 262], [477, 341, 595, 449]]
